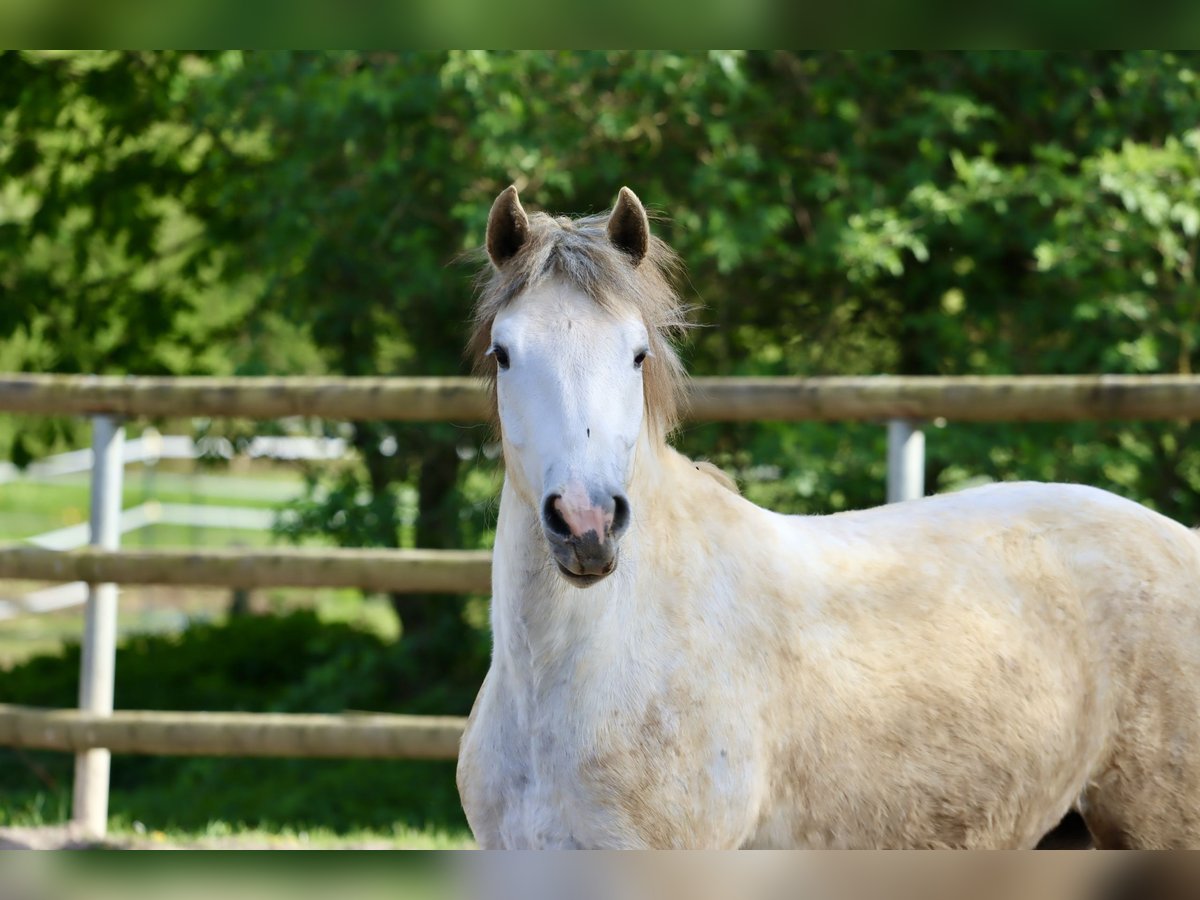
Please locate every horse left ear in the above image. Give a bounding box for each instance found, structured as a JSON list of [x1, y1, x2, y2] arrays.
[[487, 185, 531, 268], [607, 186, 650, 266]]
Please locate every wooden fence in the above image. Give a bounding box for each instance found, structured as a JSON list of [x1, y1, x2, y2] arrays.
[[0, 704, 463, 760], [6, 372, 1200, 837], [0, 546, 491, 593], [6, 372, 1200, 421]]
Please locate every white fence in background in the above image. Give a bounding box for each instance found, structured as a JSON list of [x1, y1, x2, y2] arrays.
[[0, 433, 349, 485], [0, 503, 277, 620], [25, 502, 276, 553], [0, 432, 346, 622]]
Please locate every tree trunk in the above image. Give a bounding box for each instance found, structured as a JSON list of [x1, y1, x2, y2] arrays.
[[389, 442, 486, 712], [390, 446, 461, 635]]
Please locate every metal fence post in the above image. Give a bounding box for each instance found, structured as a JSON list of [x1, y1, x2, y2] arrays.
[[886, 418, 925, 503], [72, 414, 125, 839]]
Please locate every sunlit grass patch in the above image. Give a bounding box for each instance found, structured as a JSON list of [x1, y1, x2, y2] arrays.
[[2, 789, 474, 849], [110, 817, 474, 850]]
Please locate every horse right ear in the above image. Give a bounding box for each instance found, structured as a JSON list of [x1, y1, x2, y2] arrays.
[[486, 185, 530, 268]]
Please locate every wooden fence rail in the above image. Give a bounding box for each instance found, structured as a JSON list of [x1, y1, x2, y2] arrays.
[[7, 373, 1200, 422], [0, 546, 493, 594], [0, 704, 464, 760]]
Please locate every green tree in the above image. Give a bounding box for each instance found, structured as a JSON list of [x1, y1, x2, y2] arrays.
[[176, 52, 495, 696], [0, 51, 239, 463]]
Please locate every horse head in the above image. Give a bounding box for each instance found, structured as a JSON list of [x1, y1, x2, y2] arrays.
[[472, 185, 687, 587]]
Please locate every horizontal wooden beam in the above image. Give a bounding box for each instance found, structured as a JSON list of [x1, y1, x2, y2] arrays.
[[0, 704, 464, 759], [5, 373, 1200, 422], [0, 546, 492, 593], [686, 375, 1200, 423], [0, 375, 490, 421]]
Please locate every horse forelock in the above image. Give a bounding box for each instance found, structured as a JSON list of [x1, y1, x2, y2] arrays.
[[468, 208, 691, 437]]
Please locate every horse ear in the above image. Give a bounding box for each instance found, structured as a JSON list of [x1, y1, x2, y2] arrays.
[[486, 185, 530, 268], [607, 186, 649, 266]]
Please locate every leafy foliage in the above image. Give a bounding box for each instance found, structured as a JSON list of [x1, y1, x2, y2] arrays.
[[9, 51, 1200, 515]]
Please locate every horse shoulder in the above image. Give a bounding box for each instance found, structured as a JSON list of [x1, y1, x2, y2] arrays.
[[457, 664, 536, 848]]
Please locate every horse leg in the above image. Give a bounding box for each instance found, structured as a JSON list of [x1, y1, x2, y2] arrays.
[[1081, 782, 1200, 849], [1080, 718, 1200, 848]]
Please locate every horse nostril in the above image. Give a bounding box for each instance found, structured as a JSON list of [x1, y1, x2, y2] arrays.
[[542, 494, 572, 539], [611, 494, 630, 536]]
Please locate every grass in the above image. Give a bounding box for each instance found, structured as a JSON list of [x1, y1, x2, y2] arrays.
[[0, 786, 71, 828], [0, 467, 305, 542], [114, 821, 475, 850], [126, 522, 293, 549], [0, 606, 110, 665], [1, 792, 477, 849], [0, 789, 474, 849]]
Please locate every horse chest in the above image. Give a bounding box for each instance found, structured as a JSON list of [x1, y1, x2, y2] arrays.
[[465, 667, 761, 848]]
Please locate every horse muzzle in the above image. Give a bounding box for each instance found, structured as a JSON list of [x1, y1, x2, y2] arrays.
[[541, 482, 630, 588]]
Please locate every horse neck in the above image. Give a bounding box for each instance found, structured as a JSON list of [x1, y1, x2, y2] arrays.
[[490, 429, 683, 665]]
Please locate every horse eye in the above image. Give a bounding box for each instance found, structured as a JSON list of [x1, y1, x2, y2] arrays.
[[492, 345, 511, 370], [633, 349, 648, 369]]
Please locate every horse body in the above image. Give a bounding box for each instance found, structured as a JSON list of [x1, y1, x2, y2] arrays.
[[457, 186, 1200, 848], [461, 441, 1200, 848]]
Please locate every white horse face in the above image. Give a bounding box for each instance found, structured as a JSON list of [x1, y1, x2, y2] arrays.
[[491, 281, 647, 587]]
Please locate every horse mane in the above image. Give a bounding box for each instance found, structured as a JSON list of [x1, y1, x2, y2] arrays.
[[692, 460, 740, 494], [467, 207, 691, 437]]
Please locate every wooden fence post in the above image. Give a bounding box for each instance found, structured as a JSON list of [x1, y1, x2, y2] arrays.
[[886, 419, 925, 503], [71, 414, 124, 839]]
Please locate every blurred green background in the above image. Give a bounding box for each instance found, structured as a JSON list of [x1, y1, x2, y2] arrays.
[[1, 50, 1199, 845]]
